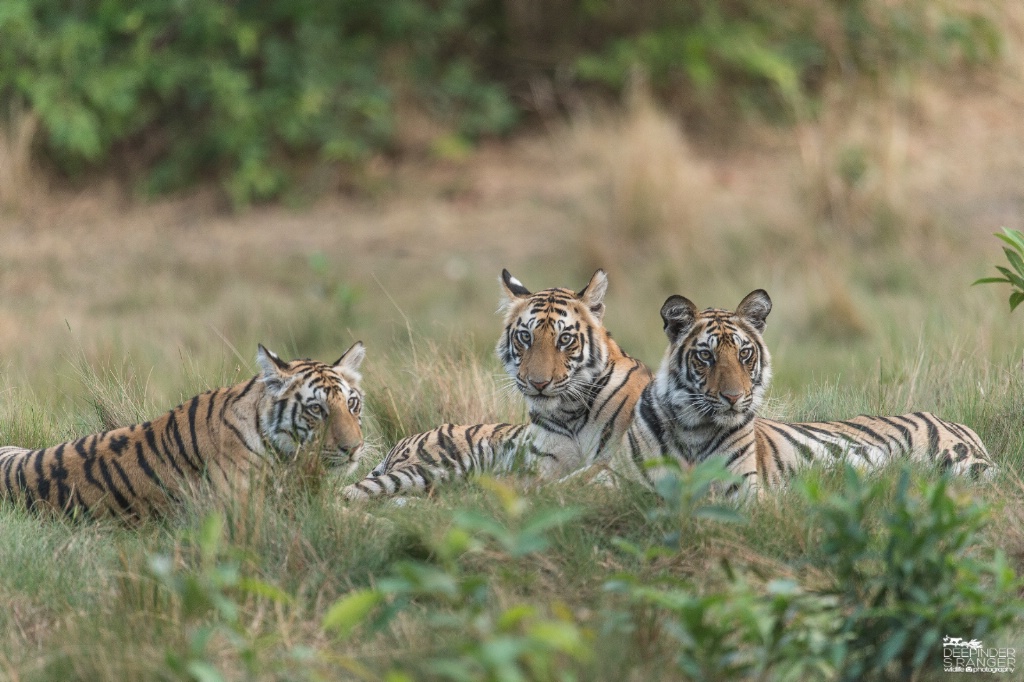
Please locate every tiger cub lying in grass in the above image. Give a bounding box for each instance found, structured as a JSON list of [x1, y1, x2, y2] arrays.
[[616, 290, 993, 496], [344, 269, 652, 499], [0, 343, 366, 520]]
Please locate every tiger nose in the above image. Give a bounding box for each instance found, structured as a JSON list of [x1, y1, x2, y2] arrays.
[[529, 378, 550, 390], [721, 390, 742, 405]]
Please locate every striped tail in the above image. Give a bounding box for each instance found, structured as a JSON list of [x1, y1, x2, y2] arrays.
[[343, 423, 528, 500]]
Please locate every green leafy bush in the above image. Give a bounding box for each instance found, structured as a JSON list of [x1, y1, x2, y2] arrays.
[[0, 0, 515, 205], [974, 227, 1024, 312], [803, 466, 1021, 681], [322, 477, 591, 681], [573, 0, 1001, 121], [148, 514, 295, 682], [0, 0, 1006, 204], [604, 463, 1021, 681], [605, 572, 845, 681], [140, 464, 1021, 681]]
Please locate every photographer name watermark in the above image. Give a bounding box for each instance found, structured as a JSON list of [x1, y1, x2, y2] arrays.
[[943, 636, 1015, 674]]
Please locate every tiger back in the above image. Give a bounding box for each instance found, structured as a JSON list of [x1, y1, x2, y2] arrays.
[[618, 290, 993, 495], [344, 269, 651, 499], [0, 343, 366, 520]]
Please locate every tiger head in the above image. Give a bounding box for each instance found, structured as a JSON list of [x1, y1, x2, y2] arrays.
[[496, 268, 610, 413], [656, 290, 772, 428], [256, 342, 366, 468]]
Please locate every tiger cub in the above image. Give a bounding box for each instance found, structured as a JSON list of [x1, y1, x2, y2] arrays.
[[0, 343, 366, 519], [617, 290, 993, 496], [344, 269, 651, 499]]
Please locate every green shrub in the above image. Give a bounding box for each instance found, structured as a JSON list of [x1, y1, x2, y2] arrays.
[[574, 0, 1001, 121], [322, 477, 591, 681], [0, 0, 515, 205], [803, 466, 1021, 681], [974, 227, 1024, 312], [0, 0, 1006, 205], [603, 463, 1021, 681]]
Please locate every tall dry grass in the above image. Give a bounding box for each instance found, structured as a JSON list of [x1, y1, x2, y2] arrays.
[[561, 77, 713, 258], [0, 108, 39, 213]]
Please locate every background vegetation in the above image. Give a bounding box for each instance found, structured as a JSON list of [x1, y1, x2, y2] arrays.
[[1, 0, 1024, 679], [0, 0, 1005, 205]]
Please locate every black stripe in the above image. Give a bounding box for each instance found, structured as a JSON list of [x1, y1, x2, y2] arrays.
[[32, 449, 50, 503], [835, 420, 893, 449], [51, 443, 70, 510], [76, 437, 106, 496], [166, 414, 203, 474], [187, 396, 203, 467], [134, 441, 162, 486], [724, 441, 752, 467], [2, 450, 18, 497], [785, 423, 847, 460], [637, 388, 666, 448], [915, 412, 941, 456], [222, 420, 261, 458], [109, 457, 140, 501], [697, 417, 753, 462], [876, 416, 913, 451], [764, 431, 787, 476], [528, 443, 557, 460], [762, 422, 817, 462], [96, 458, 132, 513], [15, 452, 35, 509], [627, 429, 655, 486], [413, 435, 439, 467]]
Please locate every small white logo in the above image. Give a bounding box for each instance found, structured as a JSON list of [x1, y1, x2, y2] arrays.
[[943, 635, 1015, 674]]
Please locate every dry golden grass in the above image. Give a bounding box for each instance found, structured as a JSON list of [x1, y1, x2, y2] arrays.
[[566, 78, 714, 253], [0, 108, 38, 211]]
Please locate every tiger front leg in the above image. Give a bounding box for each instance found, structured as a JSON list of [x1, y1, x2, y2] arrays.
[[521, 428, 587, 481], [342, 463, 451, 500]]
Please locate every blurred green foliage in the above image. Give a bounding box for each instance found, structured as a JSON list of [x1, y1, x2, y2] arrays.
[[0, 0, 514, 205], [573, 0, 1001, 118], [0, 0, 1003, 204]]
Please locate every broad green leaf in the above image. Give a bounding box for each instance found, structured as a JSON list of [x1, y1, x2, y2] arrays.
[[186, 661, 226, 682], [452, 510, 508, 539], [475, 476, 527, 518], [529, 620, 590, 657], [497, 604, 535, 630], [693, 505, 745, 524], [520, 506, 583, 537], [1003, 247, 1024, 276], [323, 589, 382, 638], [995, 266, 1024, 288], [238, 577, 293, 604], [198, 513, 224, 562]]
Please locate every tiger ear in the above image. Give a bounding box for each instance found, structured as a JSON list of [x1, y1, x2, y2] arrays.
[[499, 268, 531, 312], [576, 269, 608, 320], [735, 289, 772, 334], [500, 269, 531, 298], [661, 295, 697, 343], [256, 344, 291, 393], [333, 341, 366, 379]]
